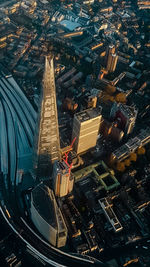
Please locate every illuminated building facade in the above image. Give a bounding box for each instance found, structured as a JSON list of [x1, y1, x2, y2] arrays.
[[72, 107, 102, 154], [34, 56, 61, 178], [105, 44, 118, 72], [53, 160, 74, 197]]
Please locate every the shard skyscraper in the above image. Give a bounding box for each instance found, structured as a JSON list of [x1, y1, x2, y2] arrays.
[[34, 55, 61, 178]]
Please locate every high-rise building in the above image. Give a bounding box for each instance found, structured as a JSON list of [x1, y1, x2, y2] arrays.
[[106, 53, 118, 73], [34, 56, 61, 178], [105, 44, 115, 65], [83, 0, 94, 4], [72, 107, 102, 154], [30, 183, 68, 247], [110, 103, 138, 135], [53, 160, 74, 197], [105, 44, 118, 73]]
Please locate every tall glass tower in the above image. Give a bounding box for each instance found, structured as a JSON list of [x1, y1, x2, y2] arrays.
[[34, 56, 61, 178]]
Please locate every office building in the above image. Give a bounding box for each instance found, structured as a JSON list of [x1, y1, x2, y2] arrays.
[[34, 56, 61, 178], [99, 198, 123, 232], [110, 103, 138, 135], [106, 53, 118, 72], [111, 127, 150, 162], [100, 119, 124, 142], [83, 0, 94, 4], [72, 107, 102, 154], [30, 183, 68, 248], [53, 160, 74, 197], [105, 44, 115, 65], [105, 44, 118, 73]]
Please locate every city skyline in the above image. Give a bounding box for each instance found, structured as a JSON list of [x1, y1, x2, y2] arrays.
[[0, 1, 150, 267]]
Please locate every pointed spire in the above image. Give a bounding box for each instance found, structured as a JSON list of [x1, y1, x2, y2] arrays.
[[35, 55, 61, 178]]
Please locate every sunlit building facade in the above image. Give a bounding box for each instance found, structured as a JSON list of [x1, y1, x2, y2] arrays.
[[34, 56, 61, 178], [72, 107, 102, 154], [53, 160, 74, 197]]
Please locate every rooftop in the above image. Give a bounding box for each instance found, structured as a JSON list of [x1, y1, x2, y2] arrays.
[[119, 104, 137, 118], [112, 127, 150, 161], [99, 198, 123, 233], [112, 103, 138, 119], [75, 107, 102, 122], [60, 20, 81, 31], [74, 161, 120, 192]]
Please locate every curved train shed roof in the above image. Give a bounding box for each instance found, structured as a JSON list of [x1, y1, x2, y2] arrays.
[[0, 71, 37, 186]]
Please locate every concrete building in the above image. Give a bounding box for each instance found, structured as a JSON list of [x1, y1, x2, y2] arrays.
[[105, 44, 118, 72], [105, 44, 115, 64], [110, 103, 138, 135], [112, 127, 150, 162], [94, 22, 108, 34], [30, 183, 68, 248], [74, 161, 120, 192], [60, 20, 81, 31], [53, 160, 74, 197], [106, 53, 118, 73], [34, 56, 61, 178], [83, 0, 94, 4], [72, 107, 102, 154], [99, 198, 123, 232], [100, 119, 124, 142]]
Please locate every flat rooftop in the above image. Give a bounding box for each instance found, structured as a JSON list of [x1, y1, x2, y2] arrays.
[[119, 103, 137, 118], [74, 161, 120, 192], [112, 127, 150, 161], [75, 107, 102, 123], [60, 20, 81, 31], [99, 198, 123, 233]]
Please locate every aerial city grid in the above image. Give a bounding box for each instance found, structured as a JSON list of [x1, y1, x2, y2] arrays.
[[0, 0, 150, 266]]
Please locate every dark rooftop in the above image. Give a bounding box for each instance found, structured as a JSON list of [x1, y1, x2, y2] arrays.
[[31, 183, 57, 228]]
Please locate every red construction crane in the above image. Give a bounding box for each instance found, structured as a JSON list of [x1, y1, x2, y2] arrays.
[[63, 137, 76, 175]]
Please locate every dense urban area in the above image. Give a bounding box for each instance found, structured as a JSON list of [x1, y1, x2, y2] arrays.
[[0, 0, 150, 267]]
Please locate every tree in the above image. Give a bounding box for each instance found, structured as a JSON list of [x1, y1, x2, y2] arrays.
[[115, 92, 126, 103], [109, 96, 115, 102], [102, 94, 110, 102], [116, 162, 125, 172], [106, 84, 116, 95], [137, 147, 146, 155], [130, 153, 137, 162], [124, 159, 131, 167], [102, 93, 114, 102]]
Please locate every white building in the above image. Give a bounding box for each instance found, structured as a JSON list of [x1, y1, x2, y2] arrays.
[[72, 107, 102, 154]]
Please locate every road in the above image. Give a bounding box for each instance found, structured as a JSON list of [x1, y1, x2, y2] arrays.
[[0, 202, 104, 267]]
